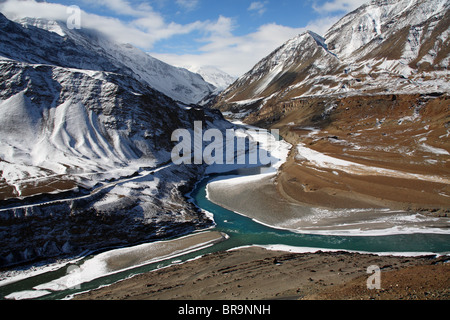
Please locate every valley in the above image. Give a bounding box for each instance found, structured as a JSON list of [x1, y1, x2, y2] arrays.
[[244, 93, 450, 215], [211, 0, 450, 219], [0, 0, 449, 302]]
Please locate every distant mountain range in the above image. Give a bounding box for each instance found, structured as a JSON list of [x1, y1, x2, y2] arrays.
[[187, 65, 236, 93]]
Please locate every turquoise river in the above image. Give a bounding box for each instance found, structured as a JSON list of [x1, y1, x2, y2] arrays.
[[1, 167, 449, 300]]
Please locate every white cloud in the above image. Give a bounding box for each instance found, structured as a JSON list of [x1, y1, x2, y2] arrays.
[[312, 0, 369, 13], [248, 1, 269, 16], [0, 0, 205, 49], [151, 13, 342, 77], [151, 1, 358, 77], [85, 0, 154, 17], [152, 22, 307, 77], [304, 15, 342, 36], [176, 0, 200, 11]]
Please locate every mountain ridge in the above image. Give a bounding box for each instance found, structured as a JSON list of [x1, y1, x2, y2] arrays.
[[0, 12, 230, 267], [207, 0, 450, 225], [2, 13, 216, 105], [212, 0, 449, 118], [187, 65, 236, 92]]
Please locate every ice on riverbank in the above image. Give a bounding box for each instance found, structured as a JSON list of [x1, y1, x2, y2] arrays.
[[3, 231, 226, 300], [205, 122, 291, 180]]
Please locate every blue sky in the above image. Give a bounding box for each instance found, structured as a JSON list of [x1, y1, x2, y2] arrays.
[[0, 0, 369, 76]]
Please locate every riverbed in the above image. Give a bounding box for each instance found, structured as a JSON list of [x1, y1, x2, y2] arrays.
[[0, 124, 449, 300]]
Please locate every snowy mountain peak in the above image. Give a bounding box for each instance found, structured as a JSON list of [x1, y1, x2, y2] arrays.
[[187, 65, 236, 92], [2, 15, 215, 105], [249, 30, 335, 77], [19, 17, 67, 37], [218, 29, 340, 102], [325, 0, 450, 60], [213, 0, 449, 117]]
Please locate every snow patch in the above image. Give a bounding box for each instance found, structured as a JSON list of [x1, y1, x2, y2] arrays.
[[421, 143, 450, 156], [296, 143, 450, 184]]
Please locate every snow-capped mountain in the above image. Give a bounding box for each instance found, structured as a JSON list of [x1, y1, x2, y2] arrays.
[[325, 0, 449, 62], [0, 12, 221, 193], [188, 65, 236, 92], [214, 0, 449, 117], [15, 17, 216, 105], [219, 31, 340, 103], [0, 13, 228, 267]]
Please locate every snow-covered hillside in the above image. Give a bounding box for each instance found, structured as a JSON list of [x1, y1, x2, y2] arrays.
[[325, 0, 449, 62], [220, 31, 340, 101], [214, 0, 449, 116], [0, 13, 230, 267], [188, 65, 236, 92], [14, 16, 216, 105]]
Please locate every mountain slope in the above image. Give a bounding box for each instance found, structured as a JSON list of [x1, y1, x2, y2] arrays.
[[5, 15, 216, 105], [0, 13, 229, 267], [210, 0, 450, 218], [325, 0, 449, 64], [218, 31, 340, 105], [213, 0, 449, 117], [187, 65, 236, 92]]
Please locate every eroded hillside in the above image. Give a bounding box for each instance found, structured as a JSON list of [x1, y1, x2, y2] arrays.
[[241, 93, 450, 214]]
